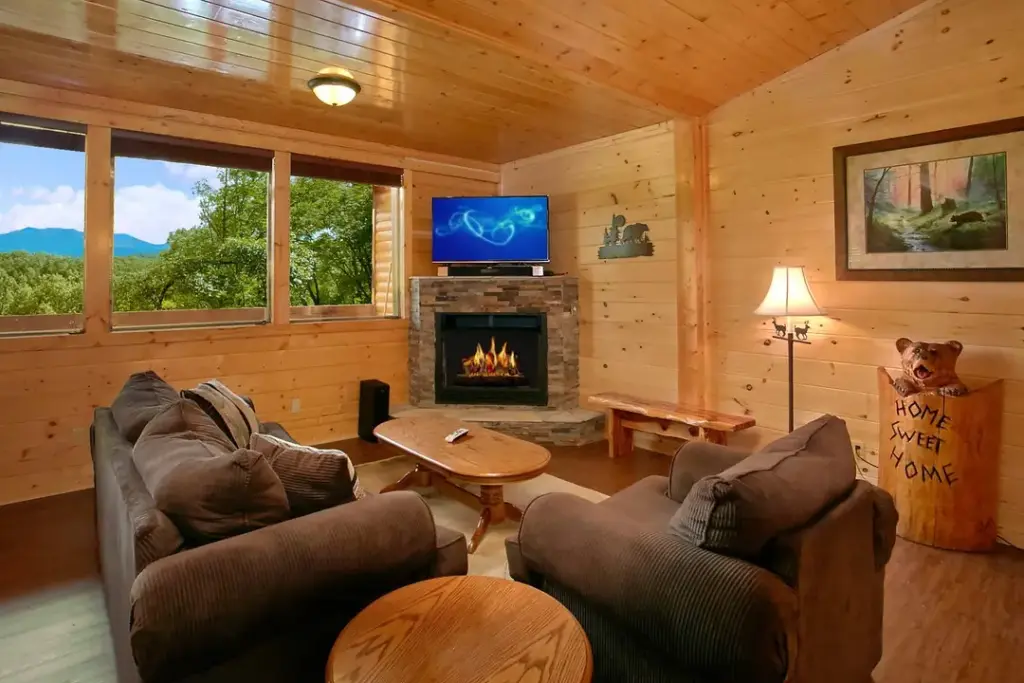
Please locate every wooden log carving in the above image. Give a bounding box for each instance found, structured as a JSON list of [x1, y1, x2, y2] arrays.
[[877, 368, 1001, 551]]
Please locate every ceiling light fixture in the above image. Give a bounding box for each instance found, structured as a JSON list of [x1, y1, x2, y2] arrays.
[[308, 67, 361, 107]]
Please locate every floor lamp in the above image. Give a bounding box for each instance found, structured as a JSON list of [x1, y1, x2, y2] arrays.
[[754, 266, 824, 433]]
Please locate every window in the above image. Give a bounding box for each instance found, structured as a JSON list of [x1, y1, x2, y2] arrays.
[[0, 113, 407, 338], [110, 131, 272, 328], [0, 114, 86, 335], [288, 155, 402, 320]]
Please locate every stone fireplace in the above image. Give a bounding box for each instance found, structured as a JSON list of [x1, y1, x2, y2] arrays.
[[408, 276, 579, 409], [403, 276, 602, 445]]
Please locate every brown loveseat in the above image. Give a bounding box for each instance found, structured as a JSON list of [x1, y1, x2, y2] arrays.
[[507, 415, 898, 683], [92, 391, 467, 683]]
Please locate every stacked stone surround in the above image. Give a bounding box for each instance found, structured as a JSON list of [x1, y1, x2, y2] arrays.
[[408, 276, 580, 410]]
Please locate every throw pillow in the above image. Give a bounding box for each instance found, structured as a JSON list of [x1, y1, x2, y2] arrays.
[[249, 432, 366, 517], [133, 400, 290, 544], [668, 414, 856, 558], [110, 371, 180, 443], [182, 379, 259, 448]]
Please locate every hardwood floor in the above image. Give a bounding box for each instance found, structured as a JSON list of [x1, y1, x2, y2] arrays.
[[0, 439, 1020, 683], [875, 541, 1024, 683], [0, 580, 114, 683]]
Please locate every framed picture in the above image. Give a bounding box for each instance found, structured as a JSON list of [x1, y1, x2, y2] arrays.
[[834, 116, 1024, 281]]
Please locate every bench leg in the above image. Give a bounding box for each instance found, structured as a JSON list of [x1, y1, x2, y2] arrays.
[[608, 410, 633, 458], [699, 428, 728, 445]]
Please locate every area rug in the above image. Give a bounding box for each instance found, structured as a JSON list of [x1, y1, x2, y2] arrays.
[[356, 456, 608, 578]]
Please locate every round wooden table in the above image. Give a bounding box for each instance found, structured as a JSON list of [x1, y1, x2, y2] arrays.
[[326, 576, 592, 683]]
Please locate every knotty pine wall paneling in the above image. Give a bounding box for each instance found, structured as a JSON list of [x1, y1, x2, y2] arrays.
[[502, 122, 684, 407], [0, 82, 498, 507], [706, 0, 1024, 544]]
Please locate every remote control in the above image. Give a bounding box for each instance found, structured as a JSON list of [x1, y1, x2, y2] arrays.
[[445, 427, 470, 443]]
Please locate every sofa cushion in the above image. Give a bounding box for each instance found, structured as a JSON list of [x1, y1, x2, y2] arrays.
[[249, 433, 365, 517], [668, 414, 856, 558], [182, 379, 259, 448], [110, 371, 180, 443], [92, 407, 184, 573], [133, 400, 290, 544]]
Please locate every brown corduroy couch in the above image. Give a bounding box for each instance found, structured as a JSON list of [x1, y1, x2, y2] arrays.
[[507, 415, 899, 683], [92, 406, 468, 683]]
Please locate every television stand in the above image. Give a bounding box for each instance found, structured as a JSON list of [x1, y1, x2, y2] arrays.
[[440, 264, 545, 277]]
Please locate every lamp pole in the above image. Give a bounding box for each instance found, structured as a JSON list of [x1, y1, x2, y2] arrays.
[[788, 329, 795, 433], [770, 319, 808, 433]]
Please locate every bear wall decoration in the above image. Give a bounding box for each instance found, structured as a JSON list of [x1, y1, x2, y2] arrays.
[[892, 337, 969, 397], [598, 214, 654, 260]]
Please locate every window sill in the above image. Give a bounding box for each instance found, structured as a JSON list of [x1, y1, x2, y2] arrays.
[[0, 314, 83, 338], [111, 308, 267, 331], [289, 304, 393, 322]]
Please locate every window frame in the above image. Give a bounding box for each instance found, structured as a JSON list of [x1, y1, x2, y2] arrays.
[[287, 155, 404, 323], [109, 130, 275, 330], [0, 113, 88, 336]]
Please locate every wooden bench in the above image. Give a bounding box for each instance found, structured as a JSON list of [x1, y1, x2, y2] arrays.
[[589, 392, 756, 458]]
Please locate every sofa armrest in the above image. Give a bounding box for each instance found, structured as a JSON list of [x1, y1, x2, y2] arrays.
[[518, 493, 797, 683], [668, 440, 751, 502], [130, 491, 438, 683]]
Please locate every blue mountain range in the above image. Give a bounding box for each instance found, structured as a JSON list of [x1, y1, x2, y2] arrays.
[[0, 227, 167, 257]]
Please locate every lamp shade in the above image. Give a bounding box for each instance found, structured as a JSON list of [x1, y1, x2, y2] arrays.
[[754, 266, 823, 317], [308, 67, 361, 107]]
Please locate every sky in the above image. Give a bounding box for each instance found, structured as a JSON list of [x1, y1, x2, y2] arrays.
[[0, 141, 222, 245]]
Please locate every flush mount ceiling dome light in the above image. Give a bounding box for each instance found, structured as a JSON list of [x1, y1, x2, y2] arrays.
[[308, 67, 361, 106]]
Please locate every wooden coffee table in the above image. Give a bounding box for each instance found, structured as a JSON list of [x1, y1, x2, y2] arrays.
[[326, 576, 592, 683], [373, 416, 551, 553]]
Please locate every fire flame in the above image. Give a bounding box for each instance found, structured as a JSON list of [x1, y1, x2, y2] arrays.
[[461, 337, 523, 378]]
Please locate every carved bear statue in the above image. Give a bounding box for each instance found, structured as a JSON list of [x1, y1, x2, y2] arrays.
[[893, 337, 969, 397]]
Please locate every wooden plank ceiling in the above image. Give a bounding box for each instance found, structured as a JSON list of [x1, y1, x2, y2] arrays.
[[0, 0, 926, 163]]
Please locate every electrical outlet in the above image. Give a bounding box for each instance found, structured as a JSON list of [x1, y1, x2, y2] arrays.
[[291, 398, 301, 413]]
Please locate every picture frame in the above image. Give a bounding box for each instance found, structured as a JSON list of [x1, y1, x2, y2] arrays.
[[833, 116, 1024, 281]]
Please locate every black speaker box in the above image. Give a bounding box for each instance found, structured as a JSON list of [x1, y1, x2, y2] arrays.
[[447, 264, 535, 277], [358, 379, 390, 442]]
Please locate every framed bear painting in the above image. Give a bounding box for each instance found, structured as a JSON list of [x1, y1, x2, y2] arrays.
[[834, 116, 1024, 281]]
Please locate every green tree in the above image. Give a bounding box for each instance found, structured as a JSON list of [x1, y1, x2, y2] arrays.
[[0, 252, 83, 315], [289, 178, 373, 306], [6, 168, 375, 317], [113, 169, 270, 312]]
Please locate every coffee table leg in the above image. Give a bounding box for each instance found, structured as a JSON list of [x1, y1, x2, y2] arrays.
[[468, 484, 506, 554], [380, 465, 432, 493]]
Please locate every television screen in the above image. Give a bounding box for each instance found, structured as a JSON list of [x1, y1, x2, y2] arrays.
[[432, 195, 549, 263]]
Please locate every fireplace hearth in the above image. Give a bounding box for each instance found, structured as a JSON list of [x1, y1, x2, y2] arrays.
[[435, 312, 547, 406]]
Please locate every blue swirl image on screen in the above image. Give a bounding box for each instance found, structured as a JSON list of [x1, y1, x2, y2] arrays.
[[432, 196, 549, 262]]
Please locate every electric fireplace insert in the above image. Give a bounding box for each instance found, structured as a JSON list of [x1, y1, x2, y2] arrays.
[[434, 312, 547, 406]]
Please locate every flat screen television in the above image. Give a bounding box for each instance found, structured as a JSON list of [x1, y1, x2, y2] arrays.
[[431, 195, 549, 263]]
